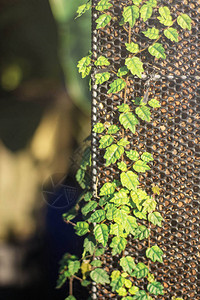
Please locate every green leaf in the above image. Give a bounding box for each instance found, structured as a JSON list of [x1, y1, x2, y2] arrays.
[[133, 225, 150, 240], [110, 236, 127, 255], [81, 201, 97, 216], [147, 272, 155, 283], [113, 207, 129, 224], [96, 14, 111, 29], [118, 103, 130, 113], [106, 206, 118, 220], [111, 275, 125, 291], [63, 207, 77, 221], [164, 27, 179, 42], [81, 279, 91, 287], [132, 290, 149, 299], [80, 146, 91, 170], [111, 270, 121, 280], [99, 182, 116, 196], [117, 138, 130, 147], [83, 236, 96, 255], [130, 189, 148, 210], [125, 57, 144, 78], [107, 124, 119, 134], [75, 222, 89, 236], [132, 263, 149, 279], [123, 5, 139, 27], [140, 4, 152, 22], [142, 197, 156, 213], [91, 260, 102, 267], [77, 55, 91, 78], [95, 247, 105, 256], [121, 171, 139, 190], [83, 191, 93, 202], [148, 98, 161, 108], [93, 122, 105, 133], [96, 0, 112, 11], [75, 3, 91, 19], [129, 286, 139, 295], [125, 216, 138, 234], [148, 42, 166, 59], [146, 0, 157, 7], [95, 72, 110, 85], [147, 281, 164, 295], [95, 55, 110, 66], [94, 224, 109, 247], [68, 260, 80, 275], [108, 79, 126, 94], [135, 105, 151, 121], [142, 27, 159, 39], [141, 152, 154, 162], [146, 245, 163, 263], [90, 268, 110, 284], [125, 42, 139, 53], [117, 287, 127, 296], [99, 134, 114, 148], [117, 161, 128, 171], [117, 66, 129, 77], [65, 296, 76, 300], [157, 7, 173, 26], [124, 279, 132, 288], [148, 212, 163, 227], [159, 6, 171, 18], [133, 209, 147, 220], [110, 190, 129, 206], [76, 168, 85, 184], [177, 14, 192, 30], [120, 256, 136, 274], [132, 0, 142, 5], [104, 144, 124, 166], [133, 160, 150, 172], [88, 209, 106, 223], [110, 223, 126, 237], [119, 112, 139, 134], [126, 150, 139, 161]]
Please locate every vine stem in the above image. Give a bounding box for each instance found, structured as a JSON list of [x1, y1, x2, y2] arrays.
[[64, 220, 76, 226], [69, 277, 73, 295]]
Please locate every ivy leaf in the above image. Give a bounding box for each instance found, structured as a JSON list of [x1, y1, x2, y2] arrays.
[[146, 0, 157, 7], [94, 224, 109, 247], [132, 263, 149, 278], [164, 27, 179, 42], [147, 281, 164, 295], [152, 185, 160, 195], [129, 286, 139, 295], [75, 3, 91, 19], [141, 152, 154, 162], [110, 223, 126, 237], [125, 57, 144, 78], [135, 105, 151, 121], [117, 138, 130, 147], [88, 209, 106, 223], [95, 72, 110, 85], [120, 256, 136, 274], [83, 236, 96, 255], [124, 279, 132, 288], [82, 191, 93, 202], [148, 98, 161, 108], [118, 103, 130, 113], [68, 260, 80, 275], [133, 225, 150, 240], [90, 268, 110, 284], [140, 4, 152, 22], [96, 0, 112, 11], [107, 124, 119, 134], [99, 182, 116, 196], [148, 212, 163, 227], [99, 134, 114, 148], [177, 14, 192, 30], [81, 279, 91, 287], [108, 79, 126, 94], [132, 290, 149, 299], [95, 55, 110, 66], [91, 260, 102, 267], [147, 272, 155, 283], [63, 207, 77, 222], [132, 0, 142, 5], [117, 66, 129, 77], [130, 189, 148, 210], [158, 6, 171, 18], [80, 146, 91, 169], [119, 112, 139, 134], [133, 160, 151, 172], [117, 161, 128, 171], [110, 236, 127, 255], [125, 216, 138, 234], [111, 270, 120, 281], [134, 209, 147, 220], [104, 144, 124, 166], [121, 171, 139, 190], [126, 150, 139, 161], [96, 14, 112, 29], [113, 207, 129, 224], [75, 222, 89, 236], [125, 42, 139, 53], [77, 55, 91, 78], [157, 7, 173, 26], [142, 197, 156, 213], [111, 275, 125, 292], [65, 296, 76, 300], [106, 206, 117, 220], [142, 27, 159, 39], [117, 287, 128, 296], [81, 201, 98, 216], [148, 43, 166, 59], [110, 190, 129, 206], [123, 5, 139, 27], [93, 122, 105, 133], [146, 245, 163, 263]]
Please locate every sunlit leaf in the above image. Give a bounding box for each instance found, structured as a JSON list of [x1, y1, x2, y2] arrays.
[[147, 281, 164, 295], [99, 134, 114, 148], [108, 78, 126, 94], [132, 263, 149, 278], [125, 57, 144, 78], [129, 285, 139, 295], [133, 225, 150, 240], [125, 42, 139, 53], [96, 0, 112, 11], [125, 216, 138, 234], [133, 160, 151, 172], [110, 236, 127, 255], [95, 55, 110, 66], [135, 105, 151, 121], [118, 103, 130, 113], [95, 72, 110, 85], [148, 98, 161, 108], [90, 268, 110, 284], [117, 161, 128, 171], [121, 171, 139, 190], [75, 222, 89, 236], [110, 223, 126, 237], [146, 245, 163, 263], [83, 236, 96, 255], [146, 0, 157, 7], [164, 27, 179, 42], [77, 55, 91, 78], [96, 14, 112, 29], [126, 150, 139, 161], [117, 287, 127, 296], [110, 190, 129, 206], [107, 125, 119, 134], [93, 122, 105, 133], [177, 14, 192, 30], [99, 182, 116, 196], [148, 212, 163, 227], [94, 224, 109, 247], [88, 209, 106, 223], [123, 5, 139, 27], [104, 144, 124, 166], [81, 201, 97, 216], [140, 4, 152, 22], [119, 112, 139, 134], [117, 66, 129, 77], [117, 138, 130, 147], [142, 27, 159, 39], [142, 197, 157, 213], [75, 3, 91, 19], [141, 152, 154, 162]]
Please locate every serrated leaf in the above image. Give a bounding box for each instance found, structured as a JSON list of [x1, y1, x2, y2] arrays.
[[65, 296, 76, 300], [148, 98, 161, 108], [120, 256, 136, 274], [104, 144, 124, 166], [125, 57, 144, 78], [126, 150, 139, 161], [133, 160, 151, 172], [118, 103, 130, 113], [83, 236, 96, 255], [117, 287, 127, 296], [133, 209, 147, 220], [107, 124, 119, 134], [119, 112, 139, 134], [117, 138, 130, 147], [96, 0, 112, 11], [77, 55, 91, 78], [146, 0, 157, 7], [125, 215, 138, 234], [75, 222, 89, 236], [129, 286, 139, 295], [140, 4, 152, 22], [132, 0, 142, 5], [117, 66, 129, 77], [157, 7, 173, 26], [110, 190, 129, 206], [148, 43, 166, 59], [63, 207, 77, 222], [147, 281, 164, 295], [135, 105, 151, 121], [75, 3, 91, 19], [111, 270, 121, 280], [108, 78, 126, 94], [110, 223, 126, 237], [96, 14, 111, 29], [106, 206, 118, 220], [76, 168, 85, 184], [152, 185, 160, 195], [159, 6, 171, 18], [157, 15, 173, 26], [124, 279, 132, 288], [132, 290, 149, 299], [142, 27, 159, 39], [88, 209, 106, 223], [130, 189, 148, 210], [110, 236, 127, 255], [147, 272, 155, 283], [142, 197, 156, 213], [81, 279, 91, 287], [123, 5, 139, 27], [95, 72, 110, 85], [111, 275, 125, 292], [99, 134, 114, 148], [68, 260, 80, 275], [141, 152, 154, 162], [90, 268, 110, 284], [95, 247, 105, 256], [99, 182, 116, 196], [164, 27, 179, 42], [91, 260, 102, 267], [146, 245, 163, 263], [117, 161, 128, 171], [148, 212, 163, 227], [93, 122, 105, 133], [94, 224, 109, 247], [125, 42, 139, 53], [81, 201, 97, 216], [113, 207, 129, 224], [121, 171, 139, 190], [177, 14, 192, 30], [83, 191, 93, 202], [133, 225, 150, 240], [95, 55, 110, 66], [132, 263, 149, 279]]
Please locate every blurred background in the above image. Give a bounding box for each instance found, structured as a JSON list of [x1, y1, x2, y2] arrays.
[[0, 0, 91, 299]]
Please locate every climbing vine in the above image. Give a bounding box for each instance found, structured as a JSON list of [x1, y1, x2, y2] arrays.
[[57, 1, 192, 299]]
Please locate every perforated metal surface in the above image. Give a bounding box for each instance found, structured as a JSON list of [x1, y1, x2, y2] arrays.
[[91, 1, 199, 299]]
